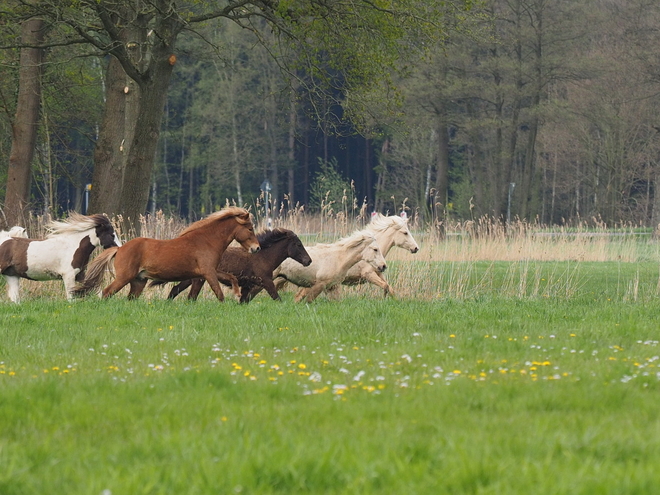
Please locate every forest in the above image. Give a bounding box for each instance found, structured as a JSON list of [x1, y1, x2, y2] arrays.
[[2, 0, 660, 230]]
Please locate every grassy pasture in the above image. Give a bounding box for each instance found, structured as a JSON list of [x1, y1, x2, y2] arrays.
[[2, 261, 660, 494], [2, 217, 660, 493]]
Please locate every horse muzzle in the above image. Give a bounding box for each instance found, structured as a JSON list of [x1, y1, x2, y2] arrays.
[[410, 247, 419, 254], [249, 245, 261, 254], [378, 264, 387, 273]]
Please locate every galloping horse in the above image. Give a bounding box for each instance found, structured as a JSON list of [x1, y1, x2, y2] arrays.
[[0, 213, 120, 303], [74, 207, 260, 301], [273, 231, 387, 303], [163, 228, 312, 303], [338, 213, 419, 296], [0, 226, 28, 243]]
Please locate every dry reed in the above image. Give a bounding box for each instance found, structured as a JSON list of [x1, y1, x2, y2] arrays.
[[8, 209, 659, 302]]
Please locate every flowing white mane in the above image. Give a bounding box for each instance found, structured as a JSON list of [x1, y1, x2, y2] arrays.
[[316, 230, 376, 251], [367, 213, 406, 234], [46, 213, 105, 237]]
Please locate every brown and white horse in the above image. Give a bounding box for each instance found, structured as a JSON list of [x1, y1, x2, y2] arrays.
[[0, 213, 120, 303], [74, 207, 260, 301]]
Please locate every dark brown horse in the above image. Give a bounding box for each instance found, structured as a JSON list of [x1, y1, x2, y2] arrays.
[[163, 228, 312, 303], [73, 207, 259, 301]]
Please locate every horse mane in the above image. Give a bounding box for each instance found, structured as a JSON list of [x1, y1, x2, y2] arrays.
[[317, 230, 375, 250], [367, 213, 406, 233], [179, 207, 250, 237], [46, 213, 110, 238], [256, 228, 293, 250]]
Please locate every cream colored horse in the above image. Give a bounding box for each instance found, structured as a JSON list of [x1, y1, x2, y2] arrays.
[[339, 213, 419, 296], [273, 231, 387, 303]]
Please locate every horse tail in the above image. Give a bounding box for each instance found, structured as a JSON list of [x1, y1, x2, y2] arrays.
[[73, 247, 118, 297]]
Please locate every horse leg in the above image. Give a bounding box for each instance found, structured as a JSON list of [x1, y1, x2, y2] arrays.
[[217, 271, 240, 300], [260, 279, 281, 301], [102, 278, 130, 298], [186, 279, 205, 300], [273, 276, 288, 291], [363, 271, 394, 297], [128, 279, 147, 299], [167, 279, 192, 300], [62, 271, 78, 301], [203, 274, 225, 302], [325, 284, 342, 300], [300, 283, 325, 303], [241, 286, 263, 303], [294, 287, 308, 302], [4, 276, 20, 303]]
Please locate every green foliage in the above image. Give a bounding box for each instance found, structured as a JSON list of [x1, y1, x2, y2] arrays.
[[309, 157, 353, 212]]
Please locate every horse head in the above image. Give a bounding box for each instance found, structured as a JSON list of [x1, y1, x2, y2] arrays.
[[286, 232, 312, 267], [91, 215, 121, 249], [392, 217, 419, 253], [7, 226, 28, 238], [371, 213, 419, 254], [361, 235, 387, 273], [232, 210, 260, 254]]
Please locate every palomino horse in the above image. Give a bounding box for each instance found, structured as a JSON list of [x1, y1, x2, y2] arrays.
[[336, 213, 419, 296], [74, 207, 260, 301], [0, 213, 120, 303], [273, 231, 387, 303], [163, 228, 312, 303]]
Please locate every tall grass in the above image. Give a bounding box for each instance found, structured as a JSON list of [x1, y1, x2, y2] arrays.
[[8, 210, 660, 303]]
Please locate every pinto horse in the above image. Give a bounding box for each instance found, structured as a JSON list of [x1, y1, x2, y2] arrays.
[[163, 228, 312, 303], [273, 231, 387, 303], [0, 213, 120, 303], [74, 207, 260, 301]]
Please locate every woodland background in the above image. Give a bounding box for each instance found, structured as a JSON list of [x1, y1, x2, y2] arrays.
[[2, 0, 660, 231]]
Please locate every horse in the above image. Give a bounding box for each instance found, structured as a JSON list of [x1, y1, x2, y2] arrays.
[[73, 207, 260, 301], [0, 226, 28, 243], [163, 228, 312, 303], [335, 213, 419, 296], [272, 231, 387, 303], [0, 213, 120, 303]]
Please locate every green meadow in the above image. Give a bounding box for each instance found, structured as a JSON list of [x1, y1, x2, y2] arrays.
[[2, 259, 660, 494]]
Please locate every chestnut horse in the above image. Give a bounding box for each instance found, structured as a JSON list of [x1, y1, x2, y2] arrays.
[[0, 213, 120, 303], [74, 207, 259, 301], [163, 228, 312, 303]]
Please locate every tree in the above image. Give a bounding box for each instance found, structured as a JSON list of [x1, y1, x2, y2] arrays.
[[3, 17, 44, 228], [7, 0, 469, 232]]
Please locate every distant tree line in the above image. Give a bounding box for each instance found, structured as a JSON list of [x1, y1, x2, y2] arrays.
[[2, 0, 660, 230]]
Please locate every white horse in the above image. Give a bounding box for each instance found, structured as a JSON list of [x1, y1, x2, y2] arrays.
[[339, 213, 419, 296], [0, 226, 28, 244], [0, 213, 121, 303], [273, 231, 387, 303]]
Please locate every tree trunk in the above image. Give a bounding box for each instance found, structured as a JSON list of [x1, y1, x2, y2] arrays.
[[89, 56, 127, 217], [118, 59, 175, 233], [117, 18, 181, 234], [3, 18, 44, 228]]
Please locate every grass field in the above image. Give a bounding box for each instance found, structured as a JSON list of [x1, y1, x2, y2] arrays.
[[2, 254, 660, 493]]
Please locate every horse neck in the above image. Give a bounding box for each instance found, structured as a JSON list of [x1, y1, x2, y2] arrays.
[[263, 240, 291, 271], [368, 227, 395, 256], [339, 239, 371, 271]]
